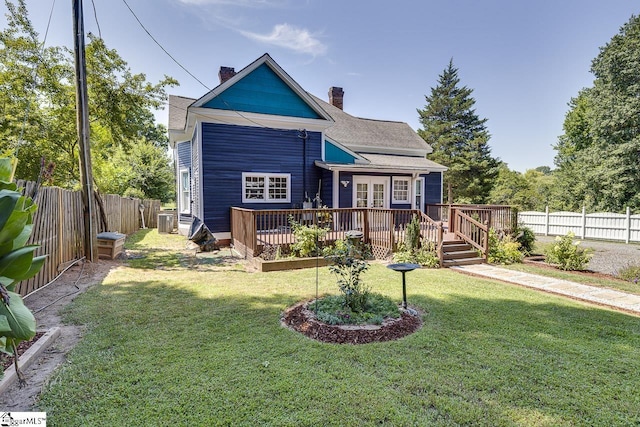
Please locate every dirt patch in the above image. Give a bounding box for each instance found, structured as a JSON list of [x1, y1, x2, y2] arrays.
[[281, 301, 423, 344], [0, 259, 115, 410]]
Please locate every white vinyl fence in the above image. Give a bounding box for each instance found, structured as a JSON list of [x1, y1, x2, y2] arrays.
[[519, 207, 640, 244]]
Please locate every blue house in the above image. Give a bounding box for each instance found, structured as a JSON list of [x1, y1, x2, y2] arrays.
[[168, 54, 446, 242]]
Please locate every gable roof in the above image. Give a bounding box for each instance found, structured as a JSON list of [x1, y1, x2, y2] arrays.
[[192, 53, 332, 121], [310, 95, 432, 156]]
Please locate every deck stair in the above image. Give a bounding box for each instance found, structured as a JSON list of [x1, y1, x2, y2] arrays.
[[441, 240, 485, 267]]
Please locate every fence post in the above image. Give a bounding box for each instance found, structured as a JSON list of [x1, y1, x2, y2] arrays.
[[581, 206, 586, 239], [626, 206, 631, 244], [545, 206, 549, 236]]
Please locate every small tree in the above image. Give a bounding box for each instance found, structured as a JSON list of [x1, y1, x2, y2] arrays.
[[324, 238, 370, 312], [0, 158, 46, 383]]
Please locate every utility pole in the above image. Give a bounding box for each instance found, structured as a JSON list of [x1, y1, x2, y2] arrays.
[[73, 0, 97, 261]]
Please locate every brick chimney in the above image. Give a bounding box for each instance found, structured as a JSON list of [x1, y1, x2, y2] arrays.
[[329, 86, 344, 110], [219, 66, 236, 84]]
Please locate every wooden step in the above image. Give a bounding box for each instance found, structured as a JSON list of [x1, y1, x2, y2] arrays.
[[442, 257, 485, 267], [442, 250, 479, 260]]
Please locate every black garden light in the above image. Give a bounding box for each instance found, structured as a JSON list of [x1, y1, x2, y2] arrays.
[[387, 263, 421, 309]]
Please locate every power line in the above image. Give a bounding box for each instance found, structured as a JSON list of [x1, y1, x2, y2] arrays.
[[120, 0, 210, 91], [90, 0, 102, 39]]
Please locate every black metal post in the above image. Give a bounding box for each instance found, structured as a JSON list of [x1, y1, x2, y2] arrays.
[[401, 271, 407, 309]]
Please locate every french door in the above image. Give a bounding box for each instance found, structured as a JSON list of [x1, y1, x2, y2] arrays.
[[353, 176, 388, 209]]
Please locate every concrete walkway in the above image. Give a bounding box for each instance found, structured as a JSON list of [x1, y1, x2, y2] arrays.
[[451, 264, 640, 315]]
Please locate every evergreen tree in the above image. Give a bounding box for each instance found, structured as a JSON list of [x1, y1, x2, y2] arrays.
[[554, 15, 640, 212], [417, 59, 499, 204]]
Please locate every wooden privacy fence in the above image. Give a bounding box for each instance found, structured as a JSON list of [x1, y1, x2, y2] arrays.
[[13, 180, 161, 296], [519, 207, 640, 244]]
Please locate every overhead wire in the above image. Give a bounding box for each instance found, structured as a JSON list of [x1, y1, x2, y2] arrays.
[[119, 0, 291, 131], [90, 0, 102, 39]]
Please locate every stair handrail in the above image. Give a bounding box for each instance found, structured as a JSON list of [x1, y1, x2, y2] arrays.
[[453, 209, 491, 260]]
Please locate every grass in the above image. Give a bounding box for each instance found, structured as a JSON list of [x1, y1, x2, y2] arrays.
[[37, 230, 640, 426]]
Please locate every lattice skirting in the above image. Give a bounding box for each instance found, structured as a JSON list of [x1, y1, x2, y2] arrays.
[[371, 244, 391, 260]]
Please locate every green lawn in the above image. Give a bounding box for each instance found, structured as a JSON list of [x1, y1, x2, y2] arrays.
[[38, 230, 640, 426]]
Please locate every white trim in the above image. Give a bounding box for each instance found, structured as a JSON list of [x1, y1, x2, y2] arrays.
[[391, 176, 411, 204], [189, 107, 332, 132], [179, 168, 190, 214], [197, 121, 204, 220], [323, 136, 369, 163], [413, 177, 425, 212], [439, 171, 444, 204], [352, 176, 389, 209], [315, 161, 446, 175], [192, 54, 333, 122], [242, 172, 291, 203]]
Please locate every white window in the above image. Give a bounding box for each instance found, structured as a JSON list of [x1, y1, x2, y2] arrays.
[[242, 172, 291, 203], [392, 177, 410, 203], [180, 169, 190, 213]]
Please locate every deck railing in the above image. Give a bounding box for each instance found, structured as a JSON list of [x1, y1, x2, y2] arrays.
[[452, 209, 491, 260], [426, 203, 514, 232], [230, 207, 444, 259]]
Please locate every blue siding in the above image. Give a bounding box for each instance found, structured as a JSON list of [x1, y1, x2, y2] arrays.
[[338, 172, 353, 208], [202, 64, 322, 119], [176, 141, 192, 222], [325, 141, 356, 163], [319, 169, 333, 207], [201, 123, 323, 233], [425, 172, 442, 204]]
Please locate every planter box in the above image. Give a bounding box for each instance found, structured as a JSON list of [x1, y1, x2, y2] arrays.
[[254, 256, 330, 272]]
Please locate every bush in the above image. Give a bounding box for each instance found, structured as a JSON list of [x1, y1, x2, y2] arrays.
[[544, 232, 593, 271], [312, 293, 400, 325], [288, 216, 328, 257], [514, 226, 536, 255], [617, 264, 640, 284], [393, 240, 440, 268], [324, 238, 370, 312], [488, 228, 524, 265]]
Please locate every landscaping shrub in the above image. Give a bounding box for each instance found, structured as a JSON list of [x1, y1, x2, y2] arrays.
[[544, 232, 593, 271], [393, 240, 440, 268], [324, 238, 370, 312], [404, 215, 421, 252], [313, 293, 400, 325], [514, 225, 536, 255], [617, 264, 640, 284], [487, 228, 524, 265], [288, 216, 328, 257]]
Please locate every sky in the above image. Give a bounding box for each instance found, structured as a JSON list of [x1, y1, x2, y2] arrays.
[[5, 0, 640, 172]]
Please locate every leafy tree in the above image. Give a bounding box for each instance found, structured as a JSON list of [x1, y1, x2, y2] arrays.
[[417, 59, 500, 204], [1, 0, 177, 201], [554, 15, 640, 212]]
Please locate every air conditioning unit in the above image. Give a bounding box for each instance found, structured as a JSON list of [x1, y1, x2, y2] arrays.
[[158, 213, 174, 233]]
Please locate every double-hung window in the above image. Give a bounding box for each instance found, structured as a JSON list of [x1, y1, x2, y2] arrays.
[[180, 169, 190, 213], [392, 177, 410, 204], [242, 172, 291, 203]]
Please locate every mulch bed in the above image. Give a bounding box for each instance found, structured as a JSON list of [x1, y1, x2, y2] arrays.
[[281, 301, 423, 344], [523, 256, 628, 282], [0, 332, 45, 372]]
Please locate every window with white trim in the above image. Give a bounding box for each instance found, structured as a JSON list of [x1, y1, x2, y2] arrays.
[[242, 172, 291, 203], [392, 177, 410, 203], [180, 169, 190, 213]]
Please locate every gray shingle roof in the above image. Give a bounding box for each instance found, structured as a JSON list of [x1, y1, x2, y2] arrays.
[[168, 95, 195, 131], [309, 95, 431, 153]]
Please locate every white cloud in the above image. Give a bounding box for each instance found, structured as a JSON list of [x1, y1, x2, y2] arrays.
[[240, 24, 327, 56]]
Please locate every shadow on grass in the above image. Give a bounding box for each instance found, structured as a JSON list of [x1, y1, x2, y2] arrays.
[[42, 271, 640, 427]]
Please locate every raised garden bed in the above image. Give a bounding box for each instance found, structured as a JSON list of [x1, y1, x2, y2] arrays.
[[253, 256, 330, 272]]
